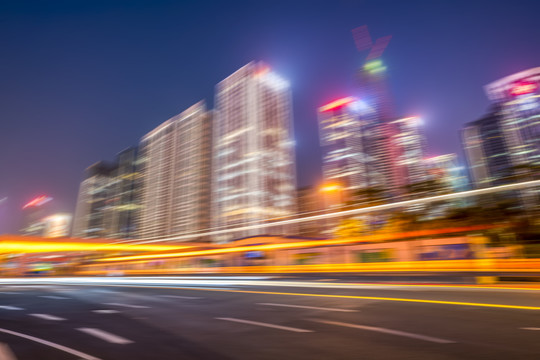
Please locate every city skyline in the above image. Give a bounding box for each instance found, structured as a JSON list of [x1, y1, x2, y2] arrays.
[[2, 0, 540, 233]]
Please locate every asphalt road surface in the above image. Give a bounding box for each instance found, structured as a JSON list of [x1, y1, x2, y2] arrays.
[[0, 276, 539, 360]]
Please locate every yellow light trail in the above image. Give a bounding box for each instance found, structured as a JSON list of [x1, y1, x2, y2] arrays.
[[97, 225, 494, 262], [0, 241, 191, 253], [58, 283, 540, 311]]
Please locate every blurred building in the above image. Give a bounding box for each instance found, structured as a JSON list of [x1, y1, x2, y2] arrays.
[[463, 67, 540, 188], [72, 149, 140, 239], [318, 96, 395, 204], [424, 154, 468, 193], [20, 195, 53, 236], [389, 116, 428, 196], [461, 107, 513, 188], [72, 161, 117, 238], [42, 213, 72, 238], [109, 147, 140, 238], [212, 62, 297, 242], [484, 68, 540, 174], [138, 101, 212, 240]]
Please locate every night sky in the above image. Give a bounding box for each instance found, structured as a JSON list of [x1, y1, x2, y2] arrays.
[[1, 0, 539, 233]]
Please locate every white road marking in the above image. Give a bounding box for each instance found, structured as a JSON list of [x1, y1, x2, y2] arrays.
[[157, 295, 202, 300], [0, 306, 23, 311], [77, 328, 133, 344], [258, 302, 357, 312], [0, 342, 17, 360], [521, 327, 540, 331], [310, 319, 455, 344], [0, 292, 21, 295], [103, 303, 150, 309], [38, 296, 69, 300], [0, 327, 100, 360], [30, 314, 66, 321], [216, 317, 313, 333], [93, 310, 120, 314]]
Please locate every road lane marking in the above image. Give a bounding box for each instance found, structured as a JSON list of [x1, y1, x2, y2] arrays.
[[30, 314, 66, 321], [216, 317, 313, 333], [157, 295, 202, 300], [310, 319, 455, 343], [521, 327, 540, 330], [93, 310, 120, 314], [0, 328, 100, 360], [73, 284, 540, 311], [258, 303, 357, 312], [38, 296, 69, 300], [0, 306, 23, 311], [77, 328, 133, 344], [103, 303, 150, 309], [0, 343, 17, 360], [0, 292, 21, 295]]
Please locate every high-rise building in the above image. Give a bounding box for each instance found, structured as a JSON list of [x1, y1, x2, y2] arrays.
[[389, 116, 428, 195], [212, 62, 297, 242], [462, 68, 540, 189], [72, 148, 140, 239], [109, 147, 140, 239], [72, 162, 117, 238], [138, 101, 212, 240], [484, 68, 540, 173], [20, 195, 54, 236], [461, 107, 513, 188]]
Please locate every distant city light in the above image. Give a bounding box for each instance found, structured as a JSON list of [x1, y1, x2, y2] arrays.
[[22, 195, 52, 210], [363, 59, 386, 74], [347, 99, 373, 114], [319, 97, 356, 112], [510, 81, 538, 96]]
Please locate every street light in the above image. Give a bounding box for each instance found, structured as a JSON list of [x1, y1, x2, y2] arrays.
[[319, 183, 344, 237]]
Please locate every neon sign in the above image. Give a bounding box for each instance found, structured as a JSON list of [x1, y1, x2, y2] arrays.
[[22, 195, 53, 209], [510, 81, 538, 96], [319, 97, 356, 112]]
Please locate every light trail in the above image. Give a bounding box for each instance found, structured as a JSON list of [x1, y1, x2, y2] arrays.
[[116, 179, 540, 245], [17, 282, 540, 311]]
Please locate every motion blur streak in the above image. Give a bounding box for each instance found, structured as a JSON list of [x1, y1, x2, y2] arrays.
[[1, 277, 539, 310], [116, 179, 540, 244], [101, 225, 495, 262]]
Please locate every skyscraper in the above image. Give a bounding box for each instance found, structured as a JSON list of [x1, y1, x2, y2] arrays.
[[461, 107, 513, 188], [484, 68, 540, 173], [212, 62, 297, 241], [72, 149, 140, 239], [389, 116, 428, 195], [138, 101, 212, 240], [72, 161, 117, 238]]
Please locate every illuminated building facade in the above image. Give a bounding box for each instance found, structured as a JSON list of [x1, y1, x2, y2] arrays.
[[212, 62, 297, 241], [461, 108, 513, 188], [73, 148, 140, 239], [463, 68, 540, 188], [72, 162, 117, 238], [20, 195, 54, 236], [318, 96, 394, 203], [138, 101, 212, 240], [389, 116, 428, 195], [109, 147, 140, 238], [484, 68, 540, 173]]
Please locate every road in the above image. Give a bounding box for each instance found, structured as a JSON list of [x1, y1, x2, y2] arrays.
[[0, 276, 539, 360]]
